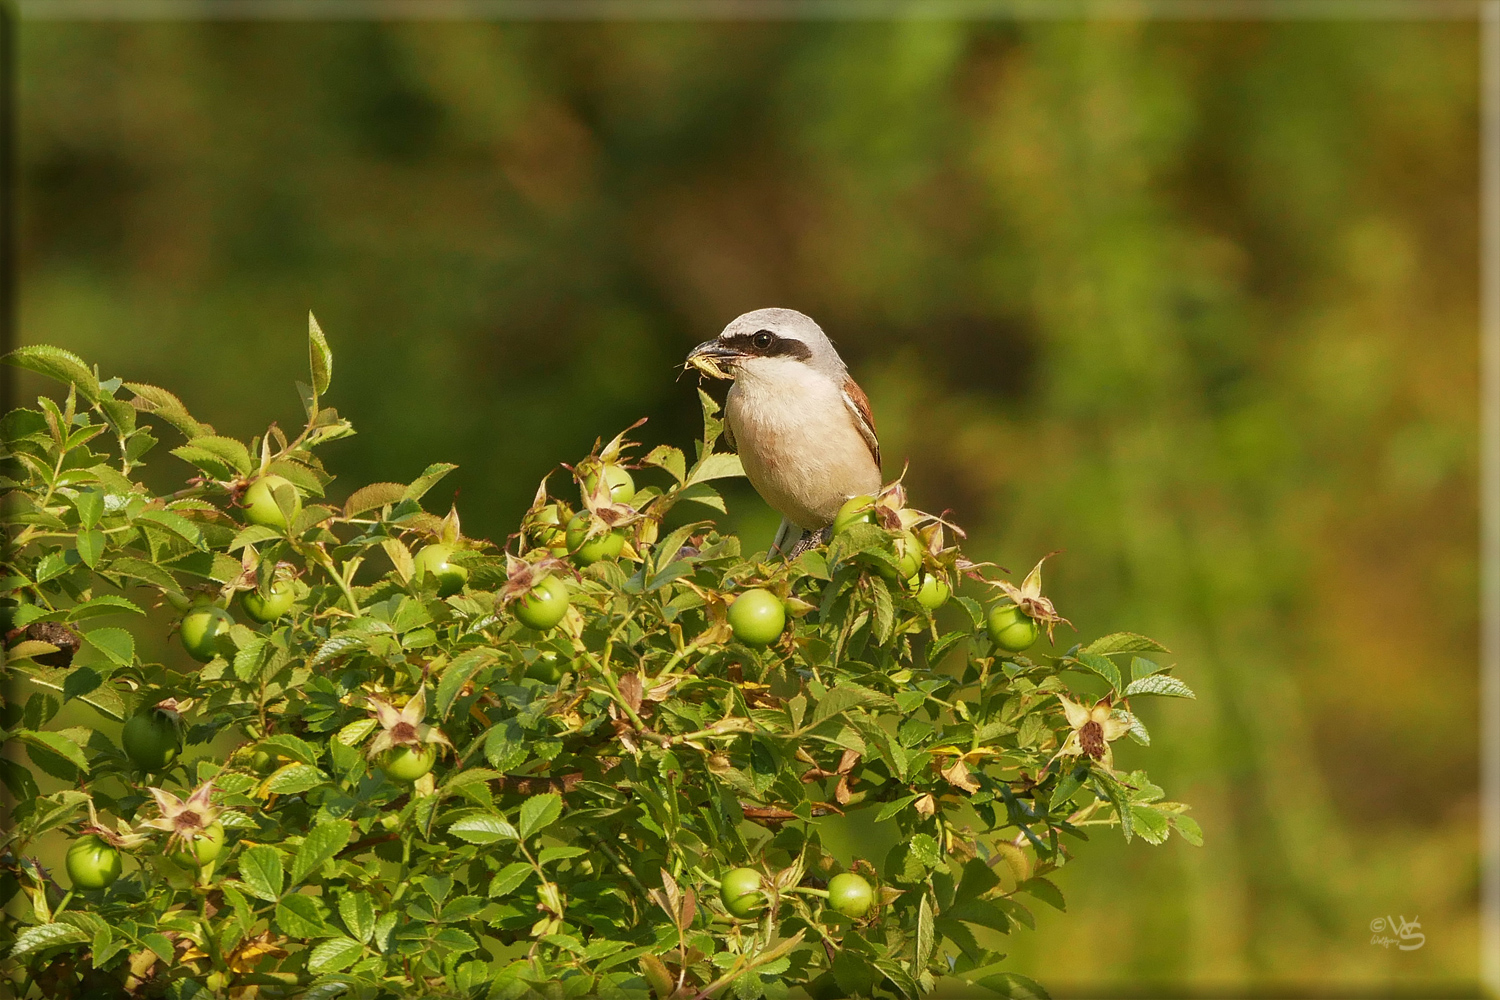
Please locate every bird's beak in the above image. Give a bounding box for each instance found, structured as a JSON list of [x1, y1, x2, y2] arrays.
[[685, 339, 743, 380]]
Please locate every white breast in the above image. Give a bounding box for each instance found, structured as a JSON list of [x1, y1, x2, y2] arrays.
[[726, 358, 882, 529]]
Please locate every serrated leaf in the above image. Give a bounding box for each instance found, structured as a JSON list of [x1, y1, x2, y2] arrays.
[[258, 734, 322, 767], [1073, 652, 1121, 692], [448, 815, 519, 845], [917, 892, 935, 966], [134, 509, 206, 549], [436, 647, 498, 719], [1084, 632, 1169, 656], [684, 452, 744, 486], [5, 345, 100, 403], [488, 862, 533, 897], [292, 819, 352, 886], [1017, 876, 1065, 911], [338, 892, 376, 944], [308, 935, 362, 974], [675, 481, 727, 512], [1171, 813, 1204, 846], [809, 683, 898, 729], [967, 971, 1051, 999], [954, 595, 985, 630], [171, 435, 252, 477], [276, 893, 330, 937], [104, 556, 179, 591], [1130, 805, 1171, 845], [344, 482, 406, 518], [8, 921, 89, 959], [643, 444, 686, 483], [124, 382, 211, 438], [537, 846, 588, 866], [309, 312, 332, 398], [70, 489, 104, 530], [403, 463, 458, 503], [432, 927, 478, 954], [15, 730, 88, 773], [519, 792, 562, 839], [260, 763, 328, 796], [239, 845, 284, 901], [83, 627, 134, 667], [1123, 674, 1195, 699], [75, 529, 104, 568]]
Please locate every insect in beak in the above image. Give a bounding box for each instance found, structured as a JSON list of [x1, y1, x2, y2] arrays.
[[685, 340, 744, 380]]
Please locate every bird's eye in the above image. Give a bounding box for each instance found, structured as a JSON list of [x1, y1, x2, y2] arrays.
[[752, 331, 774, 351]]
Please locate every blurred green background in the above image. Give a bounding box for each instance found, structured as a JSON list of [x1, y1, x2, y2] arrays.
[[12, 13, 1482, 996]]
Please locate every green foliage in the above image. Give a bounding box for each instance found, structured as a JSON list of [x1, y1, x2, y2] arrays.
[[0, 324, 1195, 998]]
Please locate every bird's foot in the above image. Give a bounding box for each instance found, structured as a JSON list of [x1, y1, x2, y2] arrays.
[[784, 526, 832, 560]]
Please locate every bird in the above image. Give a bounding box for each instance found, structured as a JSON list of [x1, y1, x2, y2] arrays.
[[686, 308, 881, 557]]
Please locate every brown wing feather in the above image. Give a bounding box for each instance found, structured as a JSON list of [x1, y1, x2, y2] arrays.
[[841, 376, 881, 468]]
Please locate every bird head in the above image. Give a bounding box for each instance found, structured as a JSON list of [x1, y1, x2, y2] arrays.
[[686, 308, 848, 383]]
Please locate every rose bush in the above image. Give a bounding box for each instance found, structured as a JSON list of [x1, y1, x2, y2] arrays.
[[0, 318, 1199, 998]]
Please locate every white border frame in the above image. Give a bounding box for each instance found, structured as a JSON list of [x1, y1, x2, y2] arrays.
[[11, 0, 1499, 994]]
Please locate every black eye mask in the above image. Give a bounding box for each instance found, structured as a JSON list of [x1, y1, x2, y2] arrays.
[[721, 330, 813, 361]]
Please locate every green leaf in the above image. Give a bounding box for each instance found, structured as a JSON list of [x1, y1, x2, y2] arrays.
[[675, 481, 727, 512], [439, 895, 486, 922], [343, 482, 407, 518], [1130, 656, 1167, 681], [1017, 877, 1065, 911], [968, 971, 1051, 999], [488, 862, 533, 897], [83, 627, 134, 667], [34, 549, 72, 584], [309, 312, 333, 397], [954, 595, 986, 630], [15, 730, 88, 773], [292, 819, 352, 885], [684, 452, 744, 486], [104, 556, 179, 591], [142, 933, 175, 964], [239, 845, 285, 901], [432, 927, 478, 955], [519, 792, 562, 839], [338, 892, 376, 944], [643, 444, 686, 483], [537, 846, 588, 866], [1130, 805, 1171, 845], [1084, 632, 1169, 656], [8, 921, 89, 959], [67, 492, 105, 534], [809, 683, 898, 729], [1073, 652, 1121, 692], [1123, 674, 1195, 699], [258, 734, 322, 768], [484, 720, 527, 772], [134, 509, 206, 550], [403, 463, 458, 503], [5, 345, 100, 403], [276, 893, 331, 937], [74, 530, 105, 568], [124, 382, 212, 438], [448, 815, 519, 845], [925, 631, 969, 668], [307, 935, 362, 974], [1171, 813, 1204, 846], [874, 794, 920, 823], [917, 892, 936, 966], [262, 763, 328, 795], [170, 435, 253, 477], [436, 647, 498, 719]]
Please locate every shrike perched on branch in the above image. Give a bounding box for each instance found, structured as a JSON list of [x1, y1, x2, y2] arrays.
[[686, 308, 881, 556]]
